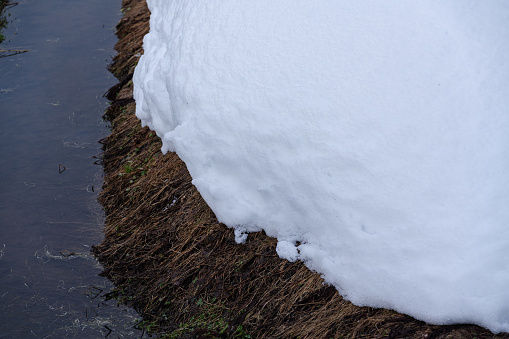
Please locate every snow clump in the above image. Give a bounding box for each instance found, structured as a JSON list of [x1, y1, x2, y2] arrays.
[[133, 0, 509, 333]]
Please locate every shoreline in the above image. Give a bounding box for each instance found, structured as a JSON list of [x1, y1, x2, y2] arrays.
[[93, 1, 507, 338]]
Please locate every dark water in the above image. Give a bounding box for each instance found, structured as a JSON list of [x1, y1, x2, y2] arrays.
[[0, 1, 142, 337]]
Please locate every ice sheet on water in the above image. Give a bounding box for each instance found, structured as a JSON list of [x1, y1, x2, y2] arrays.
[[133, 0, 509, 333]]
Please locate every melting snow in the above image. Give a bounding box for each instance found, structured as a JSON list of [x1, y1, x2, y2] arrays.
[[134, 0, 509, 332]]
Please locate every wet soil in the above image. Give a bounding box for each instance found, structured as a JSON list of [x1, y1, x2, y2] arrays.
[[93, 1, 509, 338]]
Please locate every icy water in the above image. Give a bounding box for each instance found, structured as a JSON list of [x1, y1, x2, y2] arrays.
[[0, 1, 142, 337]]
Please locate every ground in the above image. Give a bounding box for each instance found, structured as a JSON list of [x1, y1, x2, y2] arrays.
[[0, 0, 9, 43], [92, 1, 509, 338]]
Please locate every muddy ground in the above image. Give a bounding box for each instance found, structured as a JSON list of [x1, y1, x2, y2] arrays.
[[93, 1, 508, 338]]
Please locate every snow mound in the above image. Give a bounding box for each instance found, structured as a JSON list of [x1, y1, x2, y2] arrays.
[[133, 0, 509, 333]]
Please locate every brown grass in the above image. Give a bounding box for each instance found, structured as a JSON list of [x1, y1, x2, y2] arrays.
[[93, 1, 509, 338]]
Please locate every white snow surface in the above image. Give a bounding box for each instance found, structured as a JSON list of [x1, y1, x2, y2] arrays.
[[133, 0, 509, 333]]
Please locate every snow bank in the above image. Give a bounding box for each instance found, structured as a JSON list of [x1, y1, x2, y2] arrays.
[[133, 0, 509, 332]]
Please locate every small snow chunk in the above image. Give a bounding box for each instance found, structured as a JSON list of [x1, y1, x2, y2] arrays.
[[234, 229, 248, 244], [276, 241, 300, 262]]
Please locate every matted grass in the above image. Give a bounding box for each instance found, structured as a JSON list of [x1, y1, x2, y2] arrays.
[[93, 1, 509, 338], [0, 0, 8, 43]]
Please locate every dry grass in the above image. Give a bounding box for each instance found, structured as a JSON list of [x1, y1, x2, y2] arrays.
[[0, 0, 8, 43], [93, 1, 509, 338]]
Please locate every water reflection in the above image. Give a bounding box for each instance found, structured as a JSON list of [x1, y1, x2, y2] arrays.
[[0, 0, 142, 337]]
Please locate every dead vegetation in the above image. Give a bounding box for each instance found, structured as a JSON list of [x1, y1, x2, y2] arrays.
[[0, 0, 9, 43], [93, 1, 509, 338]]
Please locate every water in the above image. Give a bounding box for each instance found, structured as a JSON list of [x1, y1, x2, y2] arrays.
[[0, 1, 143, 337]]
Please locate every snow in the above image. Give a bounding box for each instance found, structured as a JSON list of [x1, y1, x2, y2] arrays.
[[133, 0, 509, 333]]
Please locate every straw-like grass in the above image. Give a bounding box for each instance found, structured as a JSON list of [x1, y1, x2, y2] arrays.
[[93, 1, 509, 338], [0, 2, 7, 43], [0, 2, 20, 43]]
